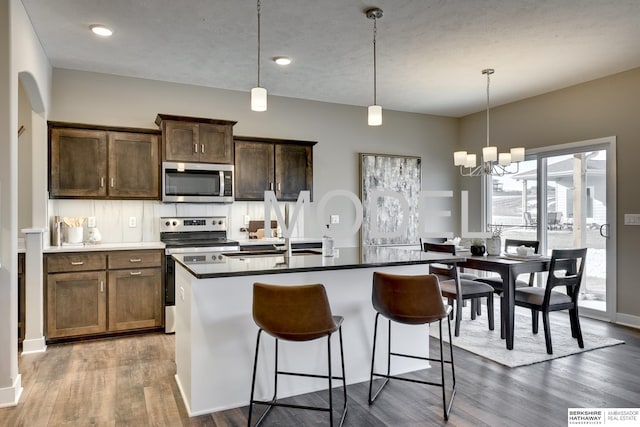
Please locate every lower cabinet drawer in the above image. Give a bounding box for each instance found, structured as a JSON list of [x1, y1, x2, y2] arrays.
[[108, 250, 163, 270], [46, 253, 107, 273]]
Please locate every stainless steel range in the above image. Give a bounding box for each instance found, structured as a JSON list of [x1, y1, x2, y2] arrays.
[[160, 216, 239, 333]]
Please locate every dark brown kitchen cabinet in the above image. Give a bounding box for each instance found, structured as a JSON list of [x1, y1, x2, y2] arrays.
[[108, 251, 163, 332], [49, 122, 160, 200], [234, 136, 316, 201], [155, 114, 237, 164], [45, 250, 163, 341], [45, 252, 108, 339], [108, 132, 160, 198]]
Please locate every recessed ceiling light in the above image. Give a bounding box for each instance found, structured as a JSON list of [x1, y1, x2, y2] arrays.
[[89, 24, 113, 37], [273, 56, 292, 66]]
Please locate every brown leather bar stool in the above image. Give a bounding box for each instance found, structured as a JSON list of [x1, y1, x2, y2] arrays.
[[368, 272, 456, 420], [248, 282, 348, 427]]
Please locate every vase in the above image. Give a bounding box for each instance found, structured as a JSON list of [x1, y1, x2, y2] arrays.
[[470, 245, 485, 256], [486, 236, 502, 256]]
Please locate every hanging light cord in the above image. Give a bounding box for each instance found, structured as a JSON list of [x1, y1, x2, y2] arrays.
[[256, 0, 261, 88], [485, 71, 491, 148], [372, 15, 377, 105]]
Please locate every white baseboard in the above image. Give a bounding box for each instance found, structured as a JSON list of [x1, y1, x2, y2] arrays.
[[0, 374, 23, 408], [21, 337, 47, 355], [615, 313, 640, 329]]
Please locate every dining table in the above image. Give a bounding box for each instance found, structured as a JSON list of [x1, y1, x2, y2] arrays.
[[457, 253, 551, 350]]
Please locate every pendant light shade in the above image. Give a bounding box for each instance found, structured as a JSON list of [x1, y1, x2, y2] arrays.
[[368, 105, 382, 126], [251, 87, 267, 111], [366, 8, 383, 126], [251, 0, 267, 112]]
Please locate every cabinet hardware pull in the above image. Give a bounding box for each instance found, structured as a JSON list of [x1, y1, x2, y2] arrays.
[[100, 281, 104, 292], [201, 144, 205, 153], [71, 261, 84, 266], [277, 182, 281, 191], [111, 178, 115, 188], [129, 258, 142, 263], [130, 271, 142, 276], [269, 182, 274, 190], [194, 143, 198, 153], [100, 177, 105, 188]]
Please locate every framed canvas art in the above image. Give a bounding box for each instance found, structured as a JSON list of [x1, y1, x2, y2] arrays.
[[359, 153, 421, 247]]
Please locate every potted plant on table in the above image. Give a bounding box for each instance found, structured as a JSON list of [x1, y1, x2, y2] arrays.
[[470, 238, 486, 256]]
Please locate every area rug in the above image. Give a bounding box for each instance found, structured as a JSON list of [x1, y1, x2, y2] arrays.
[[429, 309, 624, 368]]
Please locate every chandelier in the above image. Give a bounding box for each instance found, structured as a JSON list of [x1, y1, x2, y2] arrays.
[[454, 69, 525, 176]]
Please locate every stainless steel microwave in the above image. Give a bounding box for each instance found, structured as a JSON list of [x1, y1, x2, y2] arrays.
[[162, 162, 233, 203]]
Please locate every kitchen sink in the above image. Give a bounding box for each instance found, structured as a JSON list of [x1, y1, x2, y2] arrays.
[[223, 249, 322, 258]]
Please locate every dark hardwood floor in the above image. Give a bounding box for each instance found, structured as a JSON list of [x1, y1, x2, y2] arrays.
[[1, 315, 638, 427]]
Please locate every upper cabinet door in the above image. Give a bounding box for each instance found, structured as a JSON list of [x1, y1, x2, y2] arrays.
[[163, 121, 199, 162], [50, 128, 108, 198], [275, 144, 313, 201], [234, 140, 275, 200], [156, 114, 237, 164], [108, 132, 160, 199], [199, 123, 234, 164], [234, 137, 316, 202]]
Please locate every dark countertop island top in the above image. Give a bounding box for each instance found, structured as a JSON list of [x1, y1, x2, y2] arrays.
[[173, 246, 465, 279]]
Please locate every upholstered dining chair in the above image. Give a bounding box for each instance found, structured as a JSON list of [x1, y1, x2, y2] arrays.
[[514, 248, 588, 354], [424, 243, 494, 336], [368, 272, 456, 420], [248, 282, 348, 427]]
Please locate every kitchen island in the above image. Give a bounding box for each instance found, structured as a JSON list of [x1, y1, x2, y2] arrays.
[[173, 246, 463, 416]]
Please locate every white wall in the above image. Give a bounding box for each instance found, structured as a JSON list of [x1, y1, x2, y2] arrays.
[[18, 82, 32, 236], [50, 69, 459, 247], [1, 0, 51, 407]]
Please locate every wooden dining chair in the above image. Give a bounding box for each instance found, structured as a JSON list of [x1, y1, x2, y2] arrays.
[[514, 248, 588, 354], [424, 243, 494, 336], [474, 239, 541, 294], [420, 239, 483, 316]]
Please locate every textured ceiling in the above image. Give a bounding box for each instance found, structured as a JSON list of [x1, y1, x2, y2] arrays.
[[20, 0, 640, 117]]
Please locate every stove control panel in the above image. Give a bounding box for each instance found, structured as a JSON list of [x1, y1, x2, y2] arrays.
[[160, 216, 227, 232]]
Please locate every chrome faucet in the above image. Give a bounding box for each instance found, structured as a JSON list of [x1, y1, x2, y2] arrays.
[[274, 203, 292, 258]]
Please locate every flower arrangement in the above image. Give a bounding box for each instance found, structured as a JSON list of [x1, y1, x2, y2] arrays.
[[487, 224, 503, 237]]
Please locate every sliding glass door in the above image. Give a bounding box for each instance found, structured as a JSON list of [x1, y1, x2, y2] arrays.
[[486, 137, 617, 320]]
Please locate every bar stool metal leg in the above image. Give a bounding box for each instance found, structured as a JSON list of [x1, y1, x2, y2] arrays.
[[368, 313, 457, 421], [248, 327, 348, 427]]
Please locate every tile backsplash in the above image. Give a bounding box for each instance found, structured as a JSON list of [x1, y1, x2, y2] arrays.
[[49, 199, 304, 244]]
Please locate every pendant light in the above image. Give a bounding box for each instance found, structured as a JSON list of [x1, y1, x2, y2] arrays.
[[453, 69, 525, 176], [366, 8, 383, 126], [251, 0, 267, 111]]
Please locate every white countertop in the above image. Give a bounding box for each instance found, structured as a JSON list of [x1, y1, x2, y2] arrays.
[[44, 241, 165, 253]]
